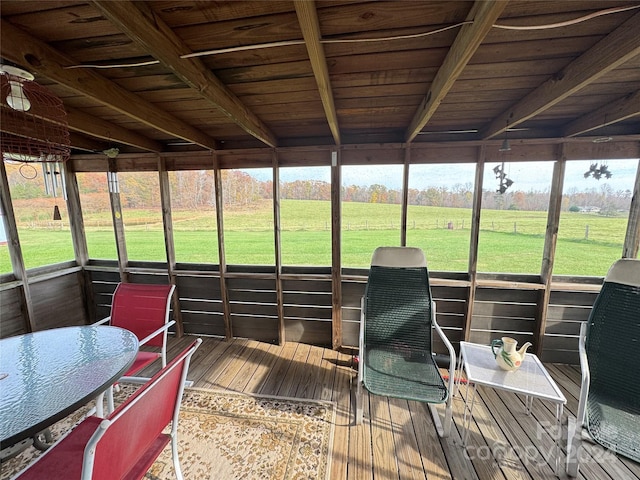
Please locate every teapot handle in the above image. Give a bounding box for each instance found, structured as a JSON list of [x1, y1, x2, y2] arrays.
[[491, 339, 502, 358]]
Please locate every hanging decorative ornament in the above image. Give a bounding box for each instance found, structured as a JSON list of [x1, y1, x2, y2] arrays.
[[583, 163, 612, 180], [493, 163, 514, 194]]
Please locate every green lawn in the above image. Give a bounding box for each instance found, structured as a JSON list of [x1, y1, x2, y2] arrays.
[[2, 200, 630, 277]]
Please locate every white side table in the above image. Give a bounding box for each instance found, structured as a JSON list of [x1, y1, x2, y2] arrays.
[[457, 341, 567, 475]]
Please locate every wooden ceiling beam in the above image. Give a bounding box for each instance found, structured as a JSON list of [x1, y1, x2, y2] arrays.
[[92, 1, 277, 148], [69, 132, 109, 153], [0, 102, 159, 152], [405, 0, 507, 143], [65, 107, 163, 153], [482, 10, 640, 140], [564, 90, 640, 137], [294, 0, 340, 145], [0, 19, 218, 151]]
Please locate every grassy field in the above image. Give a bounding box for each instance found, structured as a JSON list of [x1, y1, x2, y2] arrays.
[[1, 199, 630, 277]]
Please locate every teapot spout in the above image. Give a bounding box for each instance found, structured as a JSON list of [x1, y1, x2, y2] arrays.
[[518, 342, 532, 357]]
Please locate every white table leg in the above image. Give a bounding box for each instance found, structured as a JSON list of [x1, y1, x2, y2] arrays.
[[555, 403, 563, 476], [454, 348, 464, 397], [461, 381, 478, 447], [525, 395, 534, 415]]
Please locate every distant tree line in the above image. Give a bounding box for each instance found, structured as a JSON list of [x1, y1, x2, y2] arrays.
[[5, 165, 633, 215]]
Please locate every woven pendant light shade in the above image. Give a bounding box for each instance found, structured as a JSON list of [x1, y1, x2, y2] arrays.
[[0, 66, 70, 163]]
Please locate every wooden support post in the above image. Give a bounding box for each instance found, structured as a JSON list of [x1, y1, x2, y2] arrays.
[[400, 144, 410, 246], [535, 145, 567, 357], [464, 147, 484, 342], [108, 159, 128, 282], [623, 158, 640, 259], [331, 149, 342, 350], [213, 154, 232, 341], [158, 156, 183, 337], [273, 150, 285, 345], [63, 162, 95, 324], [0, 159, 35, 332]]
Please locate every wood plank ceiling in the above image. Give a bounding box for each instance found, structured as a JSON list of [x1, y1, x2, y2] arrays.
[[1, 1, 639, 154]]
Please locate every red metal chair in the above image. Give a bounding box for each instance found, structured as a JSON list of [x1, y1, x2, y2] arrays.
[[95, 283, 176, 414], [14, 338, 202, 480]]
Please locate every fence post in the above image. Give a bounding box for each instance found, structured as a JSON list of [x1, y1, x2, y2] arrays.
[[585, 224, 589, 240], [513, 222, 517, 234]]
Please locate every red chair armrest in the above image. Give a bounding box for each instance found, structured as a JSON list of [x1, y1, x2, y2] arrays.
[[138, 320, 175, 347]]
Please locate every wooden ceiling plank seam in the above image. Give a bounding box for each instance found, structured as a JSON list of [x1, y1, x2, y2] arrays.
[[405, 0, 509, 143], [0, 18, 218, 151], [563, 89, 640, 137], [294, 0, 341, 145], [481, 9, 640, 139], [91, 0, 277, 148]]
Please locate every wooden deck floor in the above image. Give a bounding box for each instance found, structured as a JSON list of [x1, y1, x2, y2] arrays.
[[162, 335, 640, 480]]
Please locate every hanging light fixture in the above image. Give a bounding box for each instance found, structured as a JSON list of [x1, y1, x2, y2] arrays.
[[1, 65, 34, 112], [0, 64, 70, 163]]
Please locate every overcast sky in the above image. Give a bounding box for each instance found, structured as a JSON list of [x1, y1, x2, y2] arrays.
[[247, 158, 638, 193]]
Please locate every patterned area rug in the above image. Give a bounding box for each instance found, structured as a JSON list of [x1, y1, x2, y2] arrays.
[[0, 386, 336, 480]]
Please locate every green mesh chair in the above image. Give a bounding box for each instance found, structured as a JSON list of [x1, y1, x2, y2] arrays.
[[354, 247, 456, 437], [567, 258, 640, 476]]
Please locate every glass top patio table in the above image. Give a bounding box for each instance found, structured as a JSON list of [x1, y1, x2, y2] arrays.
[[0, 325, 138, 449]]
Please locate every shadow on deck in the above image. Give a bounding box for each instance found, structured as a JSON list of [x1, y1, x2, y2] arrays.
[[158, 335, 640, 480]]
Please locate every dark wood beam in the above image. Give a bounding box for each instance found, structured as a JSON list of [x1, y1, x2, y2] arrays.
[[330, 149, 342, 349], [272, 151, 285, 344], [405, 1, 507, 142], [482, 11, 640, 139], [92, 1, 277, 148], [213, 155, 233, 341], [0, 74, 160, 153], [69, 132, 108, 153], [0, 19, 218, 150], [564, 90, 640, 137], [158, 156, 184, 338], [0, 160, 35, 332], [535, 149, 566, 356], [464, 149, 484, 342], [294, 0, 341, 145], [66, 107, 163, 153]]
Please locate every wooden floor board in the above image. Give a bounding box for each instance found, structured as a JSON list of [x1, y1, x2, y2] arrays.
[[408, 401, 453, 480], [369, 394, 396, 480], [347, 391, 374, 480], [331, 350, 352, 480], [389, 397, 427, 480], [450, 382, 510, 480], [162, 336, 639, 480], [225, 339, 271, 392]]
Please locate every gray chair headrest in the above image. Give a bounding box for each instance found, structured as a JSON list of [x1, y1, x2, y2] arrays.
[[370, 246, 427, 268], [606, 258, 640, 288]]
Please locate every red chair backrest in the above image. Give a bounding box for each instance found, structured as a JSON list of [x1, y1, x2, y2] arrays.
[[89, 339, 200, 480], [110, 283, 175, 347]]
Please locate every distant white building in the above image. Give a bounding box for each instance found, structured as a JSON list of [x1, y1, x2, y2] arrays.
[[579, 206, 601, 213]]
